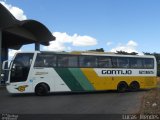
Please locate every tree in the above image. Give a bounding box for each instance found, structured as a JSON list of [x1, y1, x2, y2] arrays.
[[116, 51, 138, 55], [89, 48, 104, 52]]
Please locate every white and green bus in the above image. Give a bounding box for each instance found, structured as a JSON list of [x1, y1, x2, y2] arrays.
[[3, 51, 157, 95]]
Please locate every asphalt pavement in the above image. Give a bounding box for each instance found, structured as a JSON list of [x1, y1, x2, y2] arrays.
[[0, 87, 145, 114]]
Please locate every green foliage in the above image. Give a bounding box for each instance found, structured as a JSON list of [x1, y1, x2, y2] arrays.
[[89, 48, 104, 52], [116, 51, 138, 55]]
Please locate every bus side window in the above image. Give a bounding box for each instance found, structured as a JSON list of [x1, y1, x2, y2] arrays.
[[111, 57, 118, 68], [34, 57, 45, 67], [58, 56, 69, 67], [130, 58, 143, 69], [34, 54, 45, 67], [79, 56, 97, 68], [68, 56, 78, 67], [130, 58, 138, 68], [117, 57, 129, 68], [143, 58, 154, 69], [137, 59, 143, 69], [98, 57, 112, 68], [45, 55, 57, 67], [34, 54, 57, 67]]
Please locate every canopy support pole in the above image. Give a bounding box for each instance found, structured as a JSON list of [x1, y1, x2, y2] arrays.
[[0, 30, 2, 84], [35, 43, 40, 51]]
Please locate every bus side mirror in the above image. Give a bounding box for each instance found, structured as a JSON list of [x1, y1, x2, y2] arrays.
[[2, 60, 10, 71]]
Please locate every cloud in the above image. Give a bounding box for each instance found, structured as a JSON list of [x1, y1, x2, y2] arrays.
[[72, 34, 97, 46], [0, 1, 27, 20], [106, 42, 112, 46], [43, 40, 69, 51], [127, 40, 138, 46], [110, 40, 142, 54], [43, 32, 97, 51]]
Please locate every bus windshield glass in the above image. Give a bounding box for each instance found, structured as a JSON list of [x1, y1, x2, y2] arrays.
[[10, 53, 34, 82]]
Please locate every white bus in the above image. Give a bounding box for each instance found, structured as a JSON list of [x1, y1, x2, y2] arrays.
[[3, 51, 157, 95]]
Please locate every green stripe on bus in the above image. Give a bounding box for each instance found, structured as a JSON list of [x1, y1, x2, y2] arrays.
[[69, 68, 95, 91], [55, 68, 84, 91]]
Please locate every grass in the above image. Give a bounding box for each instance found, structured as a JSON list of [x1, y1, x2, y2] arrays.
[[140, 78, 160, 114]]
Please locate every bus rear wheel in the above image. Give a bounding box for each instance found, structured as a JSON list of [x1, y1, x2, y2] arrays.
[[117, 82, 128, 92], [129, 81, 140, 92], [35, 83, 49, 96]]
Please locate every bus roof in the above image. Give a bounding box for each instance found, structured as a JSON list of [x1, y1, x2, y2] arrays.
[[14, 51, 155, 59], [38, 51, 155, 58]]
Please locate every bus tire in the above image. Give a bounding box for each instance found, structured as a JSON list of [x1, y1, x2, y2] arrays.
[[35, 83, 50, 96], [129, 81, 140, 92], [117, 82, 128, 92]]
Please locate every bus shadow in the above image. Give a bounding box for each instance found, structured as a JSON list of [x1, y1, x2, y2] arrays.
[[50, 89, 147, 96], [9, 89, 148, 97]]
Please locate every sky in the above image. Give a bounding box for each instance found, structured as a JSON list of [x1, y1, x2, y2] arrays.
[[1, 0, 160, 58]]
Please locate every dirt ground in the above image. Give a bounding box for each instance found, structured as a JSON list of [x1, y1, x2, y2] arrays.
[[140, 77, 160, 114]]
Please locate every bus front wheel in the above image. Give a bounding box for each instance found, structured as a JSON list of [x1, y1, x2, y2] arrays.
[[129, 81, 140, 92], [35, 83, 49, 96], [117, 82, 128, 92]]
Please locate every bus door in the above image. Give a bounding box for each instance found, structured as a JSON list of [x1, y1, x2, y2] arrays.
[[8, 53, 34, 93]]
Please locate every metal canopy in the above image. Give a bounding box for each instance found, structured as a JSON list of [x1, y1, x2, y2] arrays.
[[0, 3, 55, 49], [0, 3, 56, 83]]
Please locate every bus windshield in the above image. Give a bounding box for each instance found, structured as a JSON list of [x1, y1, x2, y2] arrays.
[[10, 53, 34, 83]]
